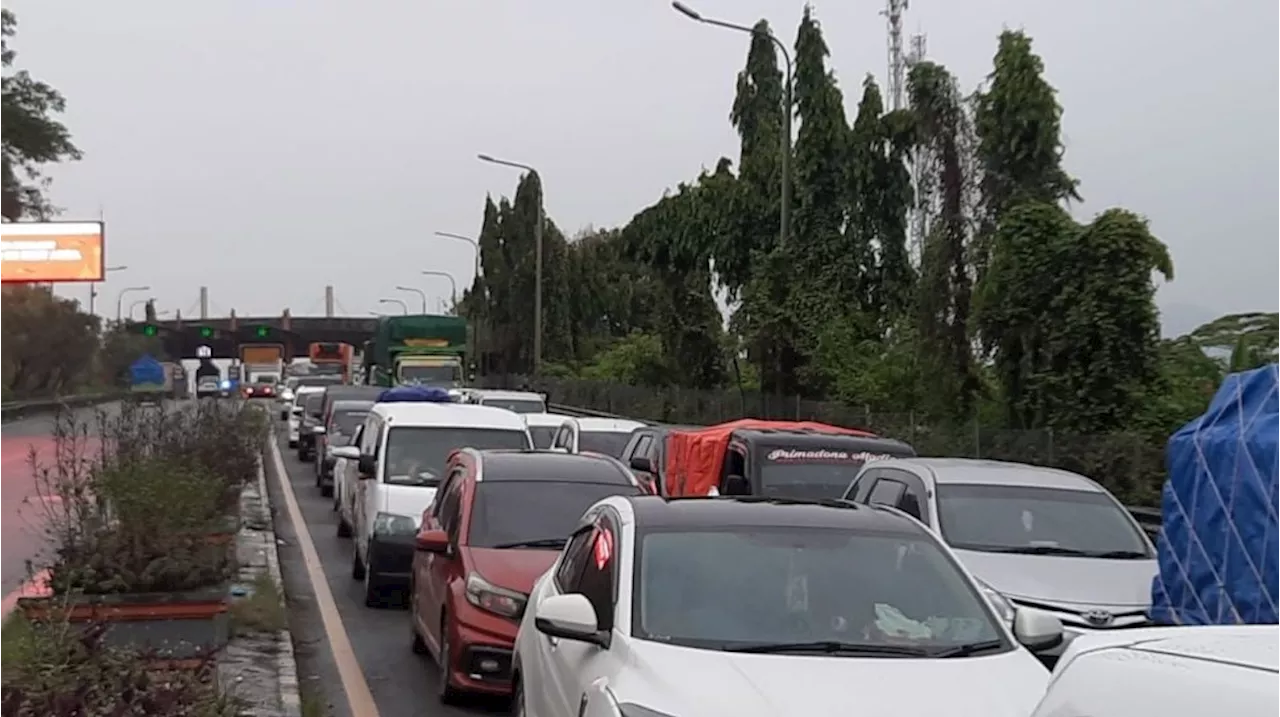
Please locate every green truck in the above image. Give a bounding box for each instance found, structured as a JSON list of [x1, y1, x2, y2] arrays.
[[362, 314, 469, 387]]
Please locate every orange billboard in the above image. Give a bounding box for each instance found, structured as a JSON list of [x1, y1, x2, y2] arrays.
[[1, 221, 105, 283]]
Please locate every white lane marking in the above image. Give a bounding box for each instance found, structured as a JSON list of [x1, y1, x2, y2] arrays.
[[268, 435, 381, 717]]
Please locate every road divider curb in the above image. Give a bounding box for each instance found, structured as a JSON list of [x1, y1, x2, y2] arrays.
[[0, 392, 130, 422]]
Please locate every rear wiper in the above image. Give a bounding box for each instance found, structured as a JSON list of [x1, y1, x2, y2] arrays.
[[724, 640, 930, 657], [928, 639, 1006, 658], [491, 538, 567, 550]]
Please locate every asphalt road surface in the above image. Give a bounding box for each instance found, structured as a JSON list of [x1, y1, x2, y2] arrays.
[[0, 401, 123, 601], [267, 419, 510, 717]]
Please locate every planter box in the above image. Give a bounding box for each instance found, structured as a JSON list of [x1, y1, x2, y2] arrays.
[[18, 584, 232, 662]]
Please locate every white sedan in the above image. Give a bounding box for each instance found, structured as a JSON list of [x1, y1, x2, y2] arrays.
[[513, 496, 1063, 717]]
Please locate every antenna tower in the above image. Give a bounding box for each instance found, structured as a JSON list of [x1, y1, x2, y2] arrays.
[[906, 30, 929, 262], [882, 0, 909, 111]]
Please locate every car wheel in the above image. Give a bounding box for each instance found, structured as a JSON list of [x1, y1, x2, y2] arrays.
[[437, 619, 463, 705], [336, 512, 351, 538], [351, 543, 366, 580]]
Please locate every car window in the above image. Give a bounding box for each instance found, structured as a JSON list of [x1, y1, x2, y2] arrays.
[[527, 425, 557, 449], [632, 435, 654, 460], [553, 426, 571, 449], [867, 479, 907, 506], [567, 517, 619, 632], [632, 526, 1007, 653], [358, 418, 380, 455], [382, 427, 529, 486], [577, 431, 632, 459], [438, 481, 465, 540], [467, 482, 642, 549], [844, 468, 879, 501], [936, 483, 1152, 557], [330, 409, 370, 437], [303, 394, 324, 417], [555, 525, 596, 592], [433, 465, 466, 519]]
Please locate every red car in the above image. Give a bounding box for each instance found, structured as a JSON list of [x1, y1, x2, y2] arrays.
[[242, 382, 275, 399], [410, 448, 646, 705]]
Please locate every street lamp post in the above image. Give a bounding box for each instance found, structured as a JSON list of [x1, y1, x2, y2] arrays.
[[395, 285, 428, 313], [421, 271, 458, 309], [116, 285, 151, 323], [433, 231, 481, 285], [478, 152, 544, 376], [672, 1, 793, 248], [378, 298, 409, 315], [88, 264, 128, 318]]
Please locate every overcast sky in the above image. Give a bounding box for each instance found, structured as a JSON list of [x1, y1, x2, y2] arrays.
[[9, 0, 1277, 334]]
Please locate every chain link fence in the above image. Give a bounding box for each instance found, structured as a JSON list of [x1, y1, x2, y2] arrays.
[[484, 375, 1166, 507]]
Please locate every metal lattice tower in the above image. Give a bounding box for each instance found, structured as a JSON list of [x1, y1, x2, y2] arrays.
[[906, 31, 930, 262], [882, 0, 909, 111]]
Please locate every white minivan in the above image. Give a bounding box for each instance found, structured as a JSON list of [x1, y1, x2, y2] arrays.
[[1030, 624, 1279, 717], [332, 401, 532, 608]]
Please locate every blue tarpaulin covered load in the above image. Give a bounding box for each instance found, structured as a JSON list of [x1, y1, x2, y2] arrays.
[[376, 385, 455, 404], [1151, 364, 1279, 625], [129, 354, 166, 392]]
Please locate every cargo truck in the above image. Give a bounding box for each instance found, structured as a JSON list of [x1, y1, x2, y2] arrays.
[[241, 344, 285, 385], [362, 314, 468, 387]]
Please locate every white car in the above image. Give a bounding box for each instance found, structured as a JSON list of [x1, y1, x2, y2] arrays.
[[468, 389, 547, 414], [287, 386, 326, 448], [549, 417, 645, 458], [1030, 625, 1279, 717], [512, 496, 1062, 717], [331, 401, 533, 608], [842, 458, 1158, 659], [522, 412, 574, 449]]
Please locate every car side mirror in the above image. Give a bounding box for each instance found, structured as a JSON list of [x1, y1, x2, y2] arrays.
[[357, 454, 377, 479], [1013, 608, 1064, 652], [312, 426, 326, 435], [534, 594, 608, 648], [724, 474, 750, 496], [331, 446, 360, 460], [629, 456, 653, 473], [291, 406, 303, 415], [414, 528, 451, 555]]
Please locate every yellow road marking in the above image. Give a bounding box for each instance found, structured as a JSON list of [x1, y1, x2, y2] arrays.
[[268, 436, 381, 717]]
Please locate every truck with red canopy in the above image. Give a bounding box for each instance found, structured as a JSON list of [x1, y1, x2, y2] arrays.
[[662, 419, 916, 500]]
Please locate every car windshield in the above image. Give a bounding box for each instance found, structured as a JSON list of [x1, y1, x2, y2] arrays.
[[383, 427, 529, 486], [254, 375, 278, 385], [295, 376, 342, 388], [635, 527, 1006, 653], [468, 481, 643, 548], [398, 364, 462, 385], [578, 431, 631, 458], [481, 398, 546, 414], [757, 463, 871, 500], [936, 483, 1153, 557], [302, 395, 324, 415], [528, 425, 557, 449]]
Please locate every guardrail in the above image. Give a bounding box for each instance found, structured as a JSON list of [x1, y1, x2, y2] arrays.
[[0, 392, 129, 422]]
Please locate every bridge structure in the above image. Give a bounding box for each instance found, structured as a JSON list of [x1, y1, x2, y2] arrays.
[[142, 311, 380, 360]]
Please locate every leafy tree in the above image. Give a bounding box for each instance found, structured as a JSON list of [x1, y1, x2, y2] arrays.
[[1, 285, 98, 396], [1185, 312, 1279, 369], [581, 333, 670, 386], [1, 9, 81, 220], [973, 29, 1080, 276]]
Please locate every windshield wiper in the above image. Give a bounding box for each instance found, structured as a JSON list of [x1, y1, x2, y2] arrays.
[[985, 545, 1092, 556], [928, 639, 1006, 658], [1088, 550, 1149, 559], [723, 640, 930, 657], [491, 538, 567, 550]]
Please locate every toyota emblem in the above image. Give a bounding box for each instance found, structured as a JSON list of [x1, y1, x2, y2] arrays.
[[1082, 609, 1115, 627]]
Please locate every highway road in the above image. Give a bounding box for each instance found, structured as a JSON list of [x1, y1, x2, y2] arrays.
[[266, 420, 510, 717], [1, 402, 120, 605]]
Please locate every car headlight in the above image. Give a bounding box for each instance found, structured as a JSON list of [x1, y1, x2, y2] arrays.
[[372, 512, 418, 536], [464, 572, 527, 619], [975, 579, 1016, 624]]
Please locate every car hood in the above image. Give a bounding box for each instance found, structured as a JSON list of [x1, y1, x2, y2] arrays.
[[467, 548, 557, 595], [955, 549, 1157, 608], [615, 640, 1048, 717], [380, 484, 438, 520]]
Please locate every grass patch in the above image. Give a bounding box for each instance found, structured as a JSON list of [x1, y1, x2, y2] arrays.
[[300, 682, 328, 717], [229, 572, 287, 635], [1, 611, 38, 667]]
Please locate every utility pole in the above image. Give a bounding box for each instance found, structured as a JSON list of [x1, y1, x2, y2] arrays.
[[199, 286, 209, 320], [324, 285, 335, 317]]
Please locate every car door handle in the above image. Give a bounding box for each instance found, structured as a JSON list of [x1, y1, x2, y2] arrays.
[[546, 635, 559, 648]]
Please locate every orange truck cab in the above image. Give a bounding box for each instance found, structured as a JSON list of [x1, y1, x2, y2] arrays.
[[662, 419, 916, 501]]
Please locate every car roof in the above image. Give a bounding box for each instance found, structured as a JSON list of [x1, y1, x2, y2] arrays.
[[323, 385, 382, 400], [879, 457, 1103, 492], [330, 399, 374, 412], [733, 428, 912, 451], [626, 495, 926, 533], [523, 412, 574, 427], [476, 389, 544, 401], [572, 417, 646, 432], [372, 401, 529, 430], [474, 450, 635, 485]]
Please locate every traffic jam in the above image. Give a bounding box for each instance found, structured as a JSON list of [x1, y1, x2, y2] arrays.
[[266, 366, 1278, 717]]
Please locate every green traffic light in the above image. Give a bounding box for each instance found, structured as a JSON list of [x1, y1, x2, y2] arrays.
[[255, 326, 269, 338], [142, 324, 158, 337], [199, 326, 214, 338]]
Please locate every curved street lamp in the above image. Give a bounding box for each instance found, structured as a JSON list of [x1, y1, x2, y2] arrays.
[[116, 285, 151, 323], [395, 285, 428, 313], [478, 152, 545, 375], [378, 298, 408, 315]]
